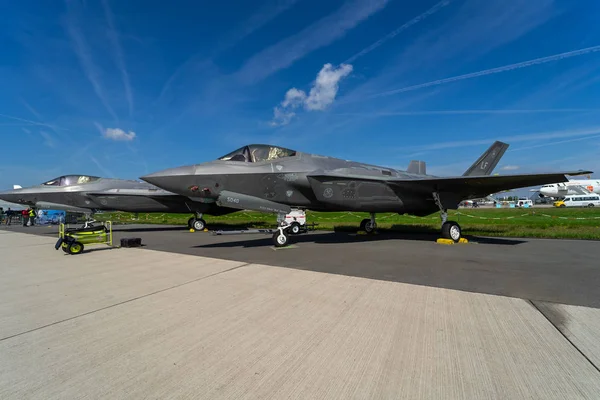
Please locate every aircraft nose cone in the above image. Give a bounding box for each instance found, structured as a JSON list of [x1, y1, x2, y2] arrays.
[[141, 165, 196, 192], [0, 190, 18, 203]]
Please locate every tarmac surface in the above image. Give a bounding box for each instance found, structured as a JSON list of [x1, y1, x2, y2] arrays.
[[1, 223, 600, 399], [3, 222, 600, 308]]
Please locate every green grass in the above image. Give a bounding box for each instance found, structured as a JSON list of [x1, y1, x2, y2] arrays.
[[95, 206, 600, 240]]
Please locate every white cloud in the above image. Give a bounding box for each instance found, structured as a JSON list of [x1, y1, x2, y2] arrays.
[[501, 165, 520, 171], [101, 126, 136, 141], [270, 63, 353, 125], [270, 107, 296, 127], [282, 88, 307, 108], [305, 63, 353, 110]]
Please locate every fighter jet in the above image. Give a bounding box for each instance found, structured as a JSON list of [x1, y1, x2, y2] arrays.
[[0, 175, 237, 230], [140, 142, 592, 246]]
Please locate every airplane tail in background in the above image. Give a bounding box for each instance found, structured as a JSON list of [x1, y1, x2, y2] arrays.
[[13, 185, 22, 189], [407, 160, 426, 175], [462, 141, 509, 177]]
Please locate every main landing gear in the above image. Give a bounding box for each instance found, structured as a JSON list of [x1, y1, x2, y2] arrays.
[[359, 213, 377, 234], [433, 192, 462, 242], [188, 212, 207, 231]]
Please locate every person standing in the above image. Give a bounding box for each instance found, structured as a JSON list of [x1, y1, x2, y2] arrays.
[[28, 208, 36, 226], [5, 208, 12, 225], [22, 208, 29, 226]]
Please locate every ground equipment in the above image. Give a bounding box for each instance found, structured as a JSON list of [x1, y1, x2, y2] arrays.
[[55, 221, 113, 255]]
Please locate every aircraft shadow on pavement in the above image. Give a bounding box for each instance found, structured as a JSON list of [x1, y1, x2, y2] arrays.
[[112, 225, 188, 233], [106, 222, 273, 233], [193, 228, 526, 249]]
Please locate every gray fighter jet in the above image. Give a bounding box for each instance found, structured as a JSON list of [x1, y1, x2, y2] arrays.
[[0, 175, 237, 230], [140, 142, 592, 246]]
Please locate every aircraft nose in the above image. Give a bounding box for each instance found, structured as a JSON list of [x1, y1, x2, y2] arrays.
[[0, 189, 18, 203], [140, 165, 196, 191]]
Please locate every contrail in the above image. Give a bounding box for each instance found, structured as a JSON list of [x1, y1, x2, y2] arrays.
[[344, 0, 452, 64], [510, 133, 600, 152], [102, 0, 134, 117], [369, 44, 600, 98], [335, 108, 598, 116]]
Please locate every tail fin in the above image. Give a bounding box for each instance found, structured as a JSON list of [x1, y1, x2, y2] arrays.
[[462, 141, 509, 176], [13, 185, 22, 189], [407, 160, 426, 175]]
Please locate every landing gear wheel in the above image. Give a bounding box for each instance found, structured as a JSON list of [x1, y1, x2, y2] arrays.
[[193, 218, 206, 231], [360, 218, 377, 234], [187, 217, 195, 228], [272, 230, 289, 247], [289, 222, 301, 235], [67, 241, 84, 255], [441, 221, 462, 243]]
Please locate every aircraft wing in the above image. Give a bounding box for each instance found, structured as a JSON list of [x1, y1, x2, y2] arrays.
[[389, 171, 592, 198], [307, 170, 592, 205]]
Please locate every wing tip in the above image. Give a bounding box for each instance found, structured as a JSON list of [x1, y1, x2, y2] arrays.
[[566, 170, 593, 176]]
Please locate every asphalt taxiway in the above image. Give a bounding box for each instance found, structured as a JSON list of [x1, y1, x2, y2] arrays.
[[1, 225, 600, 399], [4, 223, 600, 308]]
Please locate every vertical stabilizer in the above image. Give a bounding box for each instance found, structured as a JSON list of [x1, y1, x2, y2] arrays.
[[407, 160, 426, 175], [462, 141, 509, 176]]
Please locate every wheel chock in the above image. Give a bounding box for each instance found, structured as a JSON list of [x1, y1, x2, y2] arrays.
[[436, 238, 469, 245], [356, 231, 378, 235], [189, 228, 195, 233]]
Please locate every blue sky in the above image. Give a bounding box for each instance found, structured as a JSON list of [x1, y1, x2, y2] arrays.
[[1, 0, 600, 194]]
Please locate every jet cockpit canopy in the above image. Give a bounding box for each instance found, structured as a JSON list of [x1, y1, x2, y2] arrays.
[[41, 175, 101, 186], [218, 144, 296, 163]]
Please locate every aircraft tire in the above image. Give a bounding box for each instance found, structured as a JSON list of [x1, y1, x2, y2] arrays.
[[193, 218, 206, 231], [360, 218, 376, 233], [290, 222, 301, 235], [360, 218, 368, 231], [272, 230, 289, 247], [441, 221, 461, 243], [187, 217, 195, 228]]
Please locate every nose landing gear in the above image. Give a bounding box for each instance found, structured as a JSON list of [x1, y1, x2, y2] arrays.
[[271, 213, 293, 247]]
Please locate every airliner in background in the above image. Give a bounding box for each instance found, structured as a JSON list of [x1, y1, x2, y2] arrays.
[[537, 179, 600, 198]]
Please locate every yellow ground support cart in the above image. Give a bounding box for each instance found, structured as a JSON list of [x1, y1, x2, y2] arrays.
[[55, 221, 113, 255]]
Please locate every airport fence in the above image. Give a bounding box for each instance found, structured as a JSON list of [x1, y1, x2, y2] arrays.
[[1, 213, 85, 226]]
